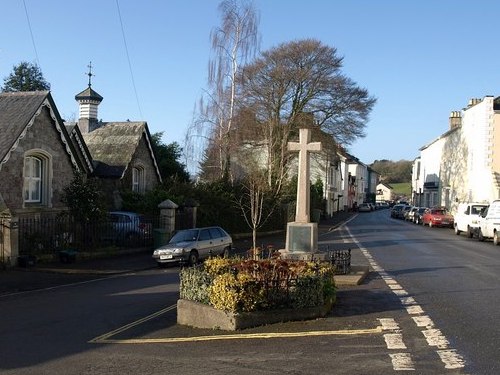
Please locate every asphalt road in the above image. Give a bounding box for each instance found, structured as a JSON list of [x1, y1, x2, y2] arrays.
[[1, 210, 497, 374]]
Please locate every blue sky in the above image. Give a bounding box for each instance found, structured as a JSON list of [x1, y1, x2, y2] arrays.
[[2, 0, 500, 174]]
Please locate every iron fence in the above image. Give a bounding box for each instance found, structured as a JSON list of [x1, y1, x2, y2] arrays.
[[18, 214, 161, 257]]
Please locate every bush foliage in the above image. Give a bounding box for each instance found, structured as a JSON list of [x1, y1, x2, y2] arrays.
[[179, 257, 336, 313]]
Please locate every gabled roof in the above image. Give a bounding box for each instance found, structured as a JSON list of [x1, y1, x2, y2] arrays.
[[0, 91, 81, 171], [377, 182, 393, 190], [82, 121, 162, 181], [65, 122, 94, 174]]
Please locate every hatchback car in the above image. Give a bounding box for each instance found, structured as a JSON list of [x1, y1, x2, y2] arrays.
[[358, 203, 372, 212], [390, 204, 406, 218], [413, 207, 427, 224], [422, 207, 454, 228], [103, 211, 152, 246], [152, 226, 232, 266]]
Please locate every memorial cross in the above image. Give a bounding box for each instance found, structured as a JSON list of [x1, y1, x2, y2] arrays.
[[288, 128, 322, 223]]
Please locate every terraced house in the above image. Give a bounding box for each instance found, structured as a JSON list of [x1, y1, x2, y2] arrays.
[[412, 96, 500, 214]]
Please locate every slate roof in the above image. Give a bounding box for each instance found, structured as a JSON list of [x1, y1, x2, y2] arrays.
[[0, 91, 49, 162], [75, 86, 103, 102], [0, 91, 81, 171], [82, 121, 161, 180]]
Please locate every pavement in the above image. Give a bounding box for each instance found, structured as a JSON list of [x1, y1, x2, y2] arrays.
[[0, 210, 368, 296]]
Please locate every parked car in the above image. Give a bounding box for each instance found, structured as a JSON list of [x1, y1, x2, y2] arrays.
[[422, 207, 454, 228], [405, 206, 419, 221], [103, 211, 152, 246], [152, 226, 232, 266], [454, 202, 488, 238], [390, 204, 406, 218], [477, 200, 500, 245], [358, 203, 372, 212], [413, 207, 427, 224]]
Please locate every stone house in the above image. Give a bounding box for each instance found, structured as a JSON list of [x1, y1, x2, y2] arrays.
[[0, 91, 86, 218], [0, 85, 162, 266], [71, 84, 162, 209]]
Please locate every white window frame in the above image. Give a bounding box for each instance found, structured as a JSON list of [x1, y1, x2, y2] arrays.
[[132, 165, 145, 193], [24, 156, 42, 202], [23, 150, 52, 206]]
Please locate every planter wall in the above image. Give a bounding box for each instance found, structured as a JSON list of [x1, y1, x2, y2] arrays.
[[177, 299, 333, 331]]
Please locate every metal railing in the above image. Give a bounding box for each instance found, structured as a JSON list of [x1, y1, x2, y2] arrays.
[[17, 214, 160, 257]]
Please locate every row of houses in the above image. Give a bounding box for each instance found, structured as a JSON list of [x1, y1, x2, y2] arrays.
[[308, 145, 386, 216], [411, 95, 500, 214]]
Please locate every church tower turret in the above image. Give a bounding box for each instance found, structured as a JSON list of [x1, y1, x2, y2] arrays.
[[75, 62, 103, 133]]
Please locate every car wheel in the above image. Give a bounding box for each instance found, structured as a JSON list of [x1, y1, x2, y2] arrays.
[[478, 228, 485, 242], [494, 231, 499, 246], [222, 246, 231, 258], [467, 226, 474, 238], [454, 225, 461, 235], [188, 250, 199, 266]]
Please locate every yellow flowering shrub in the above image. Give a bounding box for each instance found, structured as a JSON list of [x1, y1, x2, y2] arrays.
[[181, 257, 337, 314]]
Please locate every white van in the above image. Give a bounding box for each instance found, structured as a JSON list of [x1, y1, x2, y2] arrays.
[[477, 200, 500, 245], [454, 202, 488, 238]]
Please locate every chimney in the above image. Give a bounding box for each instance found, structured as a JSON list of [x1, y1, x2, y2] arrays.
[[467, 98, 482, 108], [449, 111, 462, 129]]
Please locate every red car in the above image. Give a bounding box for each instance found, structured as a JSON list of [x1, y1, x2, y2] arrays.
[[422, 207, 454, 228]]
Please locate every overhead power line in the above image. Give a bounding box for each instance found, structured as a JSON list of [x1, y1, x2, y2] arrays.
[[22, 0, 41, 67], [115, 0, 144, 119]]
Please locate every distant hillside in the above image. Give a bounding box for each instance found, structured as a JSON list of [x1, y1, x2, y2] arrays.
[[370, 159, 412, 183], [390, 182, 412, 199]]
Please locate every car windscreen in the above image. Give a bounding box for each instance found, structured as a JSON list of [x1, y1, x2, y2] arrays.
[[170, 229, 198, 243]]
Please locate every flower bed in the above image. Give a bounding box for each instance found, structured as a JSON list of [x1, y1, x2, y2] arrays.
[[178, 257, 336, 330]]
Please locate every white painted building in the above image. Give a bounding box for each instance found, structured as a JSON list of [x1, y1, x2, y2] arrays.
[[413, 96, 500, 213]]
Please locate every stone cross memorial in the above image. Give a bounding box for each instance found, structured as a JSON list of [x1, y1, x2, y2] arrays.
[[284, 128, 322, 256]]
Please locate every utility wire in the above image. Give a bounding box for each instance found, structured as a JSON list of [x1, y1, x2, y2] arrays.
[[22, 0, 41, 68], [115, 0, 144, 119]]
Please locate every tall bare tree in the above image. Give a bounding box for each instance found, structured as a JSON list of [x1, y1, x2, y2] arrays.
[[189, 0, 260, 180], [238, 39, 377, 193]]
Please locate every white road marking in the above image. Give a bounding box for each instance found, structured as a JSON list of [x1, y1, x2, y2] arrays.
[[405, 305, 425, 315], [343, 225, 466, 371], [422, 329, 449, 349], [379, 318, 400, 331], [437, 349, 466, 369], [390, 353, 415, 371], [384, 333, 407, 349]]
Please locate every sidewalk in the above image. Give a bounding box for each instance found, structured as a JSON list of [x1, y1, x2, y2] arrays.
[[0, 211, 363, 295]]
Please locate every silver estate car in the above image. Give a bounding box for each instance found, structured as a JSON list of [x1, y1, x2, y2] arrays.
[[152, 226, 232, 266]]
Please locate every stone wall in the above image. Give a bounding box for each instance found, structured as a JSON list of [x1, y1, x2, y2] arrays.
[[0, 106, 75, 216]]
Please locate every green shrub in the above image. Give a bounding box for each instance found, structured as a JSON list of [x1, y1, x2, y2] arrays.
[[179, 257, 336, 313]]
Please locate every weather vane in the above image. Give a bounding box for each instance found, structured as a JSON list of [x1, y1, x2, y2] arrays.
[[87, 61, 94, 87]]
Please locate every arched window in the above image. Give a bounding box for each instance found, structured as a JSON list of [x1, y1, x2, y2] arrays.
[[132, 165, 145, 193], [24, 156, 42, 202], [23, 151, 51, 206]]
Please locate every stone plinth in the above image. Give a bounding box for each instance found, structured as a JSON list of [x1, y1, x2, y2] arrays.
[[285, 222, 318, 253]]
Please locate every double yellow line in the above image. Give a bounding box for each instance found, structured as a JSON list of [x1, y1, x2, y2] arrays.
[[89, 304, 382, 344]]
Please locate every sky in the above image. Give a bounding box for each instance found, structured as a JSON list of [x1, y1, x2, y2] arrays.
[[3, 0, 500, 175]]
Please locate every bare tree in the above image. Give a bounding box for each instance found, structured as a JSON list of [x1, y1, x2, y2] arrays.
[[238, 39, 377, 193], [188, 0, 260, 180], [234, 149, 278, 254]]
